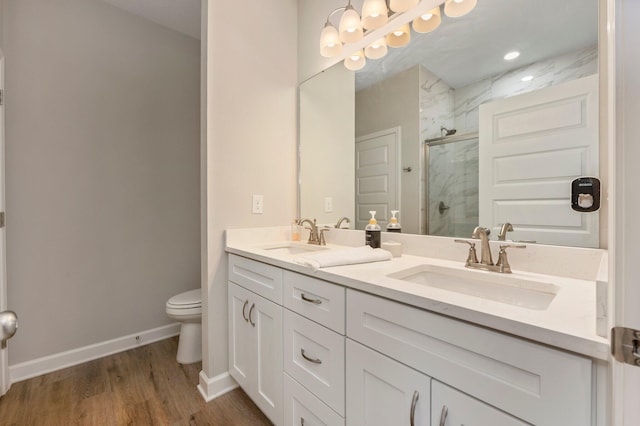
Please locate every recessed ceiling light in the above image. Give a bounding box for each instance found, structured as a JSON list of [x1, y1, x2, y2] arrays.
[[521, 75, 534, 82], [504, 51, 520, 61]]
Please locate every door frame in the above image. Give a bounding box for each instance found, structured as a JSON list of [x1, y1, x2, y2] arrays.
[[610, 0, 640, 424], [0, 51, 9, 395]]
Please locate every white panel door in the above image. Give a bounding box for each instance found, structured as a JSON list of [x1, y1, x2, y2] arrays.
[[228, 282, 253, 389], [479, 75, 599, 247], [346, 339, 430, 426], [355, 127, 400, 230]]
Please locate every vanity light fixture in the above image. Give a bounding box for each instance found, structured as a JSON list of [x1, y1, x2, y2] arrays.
[[504, 51, 520, 61], [365, 37, 388, 59], [362, 0, 389, 29], [320, 0, 479, 67], [344, 49, 367, 71], [339, 3, 364, 43], [412, 7, 442, 33], [386, 23, 411, 48], [443, 0, 478, 18]]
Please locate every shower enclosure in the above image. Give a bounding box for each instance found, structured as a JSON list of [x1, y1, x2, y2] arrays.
[[424, 132, 479, 238]]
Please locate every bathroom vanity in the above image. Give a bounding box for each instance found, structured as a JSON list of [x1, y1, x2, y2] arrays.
[[225, 227, 609, 426]]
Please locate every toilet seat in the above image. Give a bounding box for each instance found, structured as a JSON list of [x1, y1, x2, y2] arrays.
[[166, 289, 201, 310]]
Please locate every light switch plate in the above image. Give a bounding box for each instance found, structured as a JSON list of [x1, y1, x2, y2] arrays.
[[324, 197, 333, 213], [252, 194, 264, 214]]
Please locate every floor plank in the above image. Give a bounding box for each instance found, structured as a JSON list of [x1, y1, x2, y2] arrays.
[[0, 337, 272, 425]]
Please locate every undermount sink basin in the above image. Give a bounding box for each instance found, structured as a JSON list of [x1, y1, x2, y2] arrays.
[[259, 242, 329, 256], [387, 264, 559, 310]]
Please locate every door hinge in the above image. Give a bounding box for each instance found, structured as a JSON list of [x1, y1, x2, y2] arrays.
[[612, 326, 640, 366], [0, 212, 4, 228], [0, 89, 3, 106]]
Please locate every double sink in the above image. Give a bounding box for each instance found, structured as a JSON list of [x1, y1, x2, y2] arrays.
[[256, 242, 558, 311]]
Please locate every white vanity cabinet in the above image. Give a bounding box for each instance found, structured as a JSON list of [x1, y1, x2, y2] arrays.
[[282, 271, 346, 425], [228, 255, 284, 426], [346, 289, 593, 426], [346, 339, 430, 426]]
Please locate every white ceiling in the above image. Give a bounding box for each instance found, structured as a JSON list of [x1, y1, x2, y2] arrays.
[[101, 0, 201, 40], [355, 0, 598, 90]]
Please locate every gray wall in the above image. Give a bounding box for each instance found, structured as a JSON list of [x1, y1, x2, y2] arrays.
[[3, 0, 201, 365]]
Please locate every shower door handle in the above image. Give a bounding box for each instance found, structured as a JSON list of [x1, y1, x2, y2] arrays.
[[0, 310, 17, 344]]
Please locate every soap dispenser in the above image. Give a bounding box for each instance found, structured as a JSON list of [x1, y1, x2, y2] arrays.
[[386, 210, 401, 233], [365, 211, 382, 248]]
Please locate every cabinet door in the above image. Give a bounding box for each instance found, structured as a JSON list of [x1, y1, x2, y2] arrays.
[[253, 293, 284, 426], [346, 340, 430, 426], [228, 282, 252, 389], [431, 381, 530, 426]]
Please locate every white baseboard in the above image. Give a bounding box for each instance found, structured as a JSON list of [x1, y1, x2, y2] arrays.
[[9, 323, 181, 384], [197, 370, 238, 402]]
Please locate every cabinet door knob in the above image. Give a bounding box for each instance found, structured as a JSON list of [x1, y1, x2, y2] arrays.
[[410, 390, 419, 426], [242, 300, 249, 322], [301, 293, 322, 305], [300, 348, 322, 364], [439, 405, 448, 426], [248, 303, 256, 327]]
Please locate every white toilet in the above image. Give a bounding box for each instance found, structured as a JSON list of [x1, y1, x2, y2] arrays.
[[166, 289, 202, 364]]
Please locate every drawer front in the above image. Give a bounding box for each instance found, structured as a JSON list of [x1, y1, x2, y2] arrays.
[[284, 310, 345, 416], [284, 373, 344, 426], [346, 290, 592, 426], [283, 271, 345, 334], [431, 381, 529, 426], [228, 254, 283, 304]]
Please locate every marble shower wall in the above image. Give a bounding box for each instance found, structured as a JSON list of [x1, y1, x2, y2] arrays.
[[421, 45, 598, 236]]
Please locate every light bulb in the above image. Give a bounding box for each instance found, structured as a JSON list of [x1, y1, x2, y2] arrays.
[[319, 24, 342, 58], [386, 23, 411, 48], [413, 6, 441, 33], [339, 5, 363, 43], [344, 49, 366, 71], [444, 0, 477, 17], [504, 51, 520, 60], [362, 0, 388, 30], [365, 37, 388, 59]]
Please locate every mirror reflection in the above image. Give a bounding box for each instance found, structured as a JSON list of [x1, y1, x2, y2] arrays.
[[299, 0, 600, 248]]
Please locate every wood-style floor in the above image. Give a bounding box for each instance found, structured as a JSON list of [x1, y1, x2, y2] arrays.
[[0, 337, 272, 425]]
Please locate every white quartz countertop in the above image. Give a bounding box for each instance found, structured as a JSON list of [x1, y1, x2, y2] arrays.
[[225, 227, 610, 361]]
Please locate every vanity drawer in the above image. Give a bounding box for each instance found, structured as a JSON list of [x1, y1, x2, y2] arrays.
[[228, 254, 283, 304], [346, 289, 592, 426], [284, 309, 345, 416], [283, 271, 345, 334], [284, 373, 344, 426]]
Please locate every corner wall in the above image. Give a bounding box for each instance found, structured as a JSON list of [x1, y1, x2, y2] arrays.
[[200, 0, 297, 395], [3, 0, 201, 366]]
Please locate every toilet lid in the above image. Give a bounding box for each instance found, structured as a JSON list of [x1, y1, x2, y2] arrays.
[[167, 289, 201, 308]]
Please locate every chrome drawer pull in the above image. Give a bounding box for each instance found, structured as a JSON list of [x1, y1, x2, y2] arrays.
[[301, 293, 322, 305], [439, 405, 448, 426], [242, 300, 249, 322], [248, 303, 256, 327], [301, 348, 322, 364], [410, 390, 419, 426]]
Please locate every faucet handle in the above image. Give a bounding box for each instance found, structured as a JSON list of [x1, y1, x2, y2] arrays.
[[454, 239, 479, 266], [495, 243, 526, 273], [319, 227, 330, 246]]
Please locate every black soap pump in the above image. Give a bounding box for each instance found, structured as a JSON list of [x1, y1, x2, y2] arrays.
[[386, 210, 401, 233], [365, 211, 382, 248]]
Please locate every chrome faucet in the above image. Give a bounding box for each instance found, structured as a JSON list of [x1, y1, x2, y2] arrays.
[[335, 216, 351, 229], [455, 226, 526, 273], [498, 222, 513, 241], [471, 226, 493, 265], [298, 218, 323, 245]]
